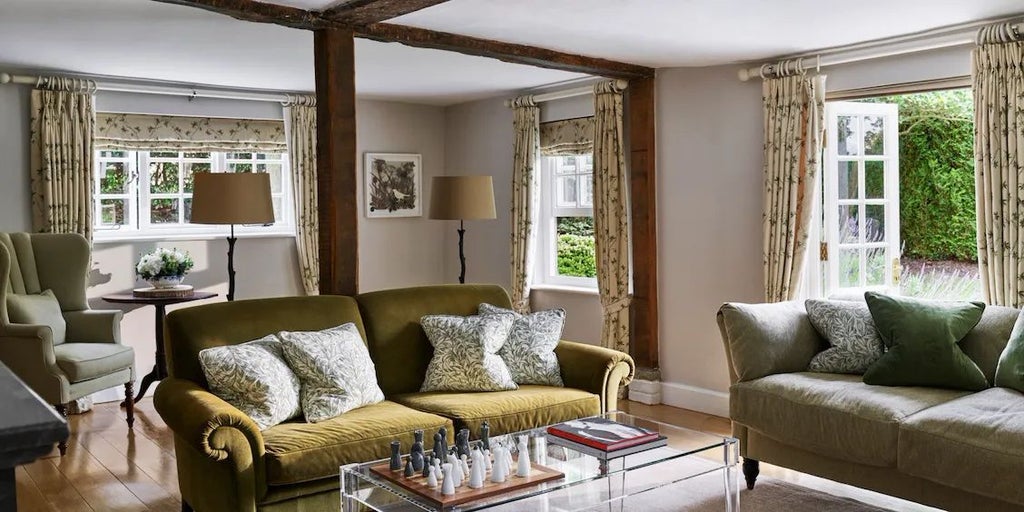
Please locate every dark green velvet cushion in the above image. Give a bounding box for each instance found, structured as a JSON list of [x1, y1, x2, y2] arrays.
[[863, 292, 988, 391], [995, 311, 1024, 393]]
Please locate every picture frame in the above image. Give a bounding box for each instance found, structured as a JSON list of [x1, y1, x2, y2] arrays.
[[364, 153, 422, 218]]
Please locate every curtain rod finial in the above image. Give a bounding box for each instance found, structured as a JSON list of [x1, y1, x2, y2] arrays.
[[0, 73, 10, 85], [738, 68, 752, 82]]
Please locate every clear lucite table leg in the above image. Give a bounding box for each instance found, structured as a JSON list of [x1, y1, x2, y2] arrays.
[[723, 438, 740, 512], [340, 464, 360, 512]]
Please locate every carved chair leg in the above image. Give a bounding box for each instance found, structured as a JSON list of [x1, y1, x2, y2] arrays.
[[742, 458, 760, 490], [125, 382, 136, 428], [55, 404, 69, 456]]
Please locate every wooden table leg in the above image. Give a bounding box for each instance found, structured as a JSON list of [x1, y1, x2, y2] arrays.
[[123, 304, 169, 404]]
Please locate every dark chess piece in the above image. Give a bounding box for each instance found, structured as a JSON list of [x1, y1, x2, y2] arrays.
[[456, 428, 471, 458], [433, 432, 445, 461], [438, 427, 449, 456], [422, 456, 433, 478], [404, 458, 415, 477], [480, 421, 490, 451], [411, 430, 425, 471], [390, 440, 402, 471]]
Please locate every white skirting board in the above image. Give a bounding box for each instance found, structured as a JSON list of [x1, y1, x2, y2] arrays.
[[658, 382, 730, 419]]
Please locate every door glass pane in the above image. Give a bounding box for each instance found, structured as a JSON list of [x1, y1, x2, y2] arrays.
[[557, 176, 577, 207], [838, 116, 859, 156], [866, 204, 885, 243], [866, 248, 886, 286], [150, 161, 180, 193], [839, 205, 859, 243], [864, 115, 885, 155], [151, 199, 179, 224], [838, 161, 858, 199], [99, 199, 125, 226], [839, 248, 861, 287], [865, 161, 884, 199], [100, 162, 127, 194]]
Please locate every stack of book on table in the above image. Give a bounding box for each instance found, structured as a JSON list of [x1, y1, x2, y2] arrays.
[[546, 417, 667, 460]]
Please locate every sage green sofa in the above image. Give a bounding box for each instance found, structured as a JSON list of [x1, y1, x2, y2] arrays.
[[155, 284, 634, 512], [718, 301, 1024, 512]]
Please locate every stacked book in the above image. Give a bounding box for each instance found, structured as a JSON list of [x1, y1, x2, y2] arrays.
[[546, 418, 667, 460]]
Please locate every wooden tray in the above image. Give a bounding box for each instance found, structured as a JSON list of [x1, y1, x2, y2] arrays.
[[133, 285, 194, 298], [368, 456, 564, 508]]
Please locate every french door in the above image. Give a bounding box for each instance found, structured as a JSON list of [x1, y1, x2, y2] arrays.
[[821, 101, 900, 297]]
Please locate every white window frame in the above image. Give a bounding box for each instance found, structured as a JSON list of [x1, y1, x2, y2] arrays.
[[92, 149, 294, 242], [535, 154, 598, 289]]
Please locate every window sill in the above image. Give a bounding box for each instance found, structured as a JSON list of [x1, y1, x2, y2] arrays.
[[93, 231, 295, 244], [531, 284, 600, 296]]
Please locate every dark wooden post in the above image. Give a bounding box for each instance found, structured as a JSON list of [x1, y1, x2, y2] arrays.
[[628, 77, 660, 379], [315, 28, 359, 296]]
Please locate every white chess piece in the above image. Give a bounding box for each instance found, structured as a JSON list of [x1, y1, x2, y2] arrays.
[[427, 466, 438, 488], [460, 454, 470, 477], [504, 446, 513, 474], [441, 463, 455, 495], [483, 449, 492, 471], [490, 447, 506, 483], [516, 437, 531, 477], [448, 454, 464, 487], [468, 451, 485, 489]]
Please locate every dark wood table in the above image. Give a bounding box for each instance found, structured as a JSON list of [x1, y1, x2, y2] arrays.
[[0, 361, 68, 512], [102, 292, 217, 403]]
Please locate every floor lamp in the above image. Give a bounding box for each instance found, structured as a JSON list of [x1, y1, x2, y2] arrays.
[[190, 172, 275, 301], [429, 176, 497, 284]]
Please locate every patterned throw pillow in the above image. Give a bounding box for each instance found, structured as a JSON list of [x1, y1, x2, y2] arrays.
[[278, 323, 385, 423], [420, 314, 517, 392], [199, 335, 301, 430], [478, 303, 565, 386], [805, 299, 884, 374]]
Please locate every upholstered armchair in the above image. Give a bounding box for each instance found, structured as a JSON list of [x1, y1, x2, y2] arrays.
[[0, 233, 135, 455]]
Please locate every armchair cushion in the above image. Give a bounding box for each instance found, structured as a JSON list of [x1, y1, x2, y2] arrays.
[[8, 290, 66, 345], [54, 342, 134, 383]]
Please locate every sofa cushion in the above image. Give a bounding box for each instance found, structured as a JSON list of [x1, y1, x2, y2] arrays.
[[730, 372, 968, 467], [391, 385, 599, 435], [995, 311, 1024, 393], [479, 303, 565, 386], [261, 400, 452, 486], [8, 290, 66, 345], [718, 302, 824, 382], [420, 314, 517, 392], [54, 342, 134, 383], [804, 299, 883, 374], [898, 387, 1024, 505], [963, 305, 1019, 384]]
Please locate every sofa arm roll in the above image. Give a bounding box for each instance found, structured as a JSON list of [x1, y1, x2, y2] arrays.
[[556, 340, 635, 412], [64, 309, 123, 343], [717, 301, 823, 383]]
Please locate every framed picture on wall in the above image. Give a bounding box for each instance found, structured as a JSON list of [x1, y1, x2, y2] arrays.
[[364, 153, 422, 218]]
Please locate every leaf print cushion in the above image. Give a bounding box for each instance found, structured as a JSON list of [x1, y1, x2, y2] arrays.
[[478, 303, 565, 386], [278, 323, 385, 423], [420, 314, 518, 392], [805, 299, 885, 374], [199, 335, 302, 430]]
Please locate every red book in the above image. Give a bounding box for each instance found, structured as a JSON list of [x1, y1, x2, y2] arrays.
[[547, 418, 660, 452]]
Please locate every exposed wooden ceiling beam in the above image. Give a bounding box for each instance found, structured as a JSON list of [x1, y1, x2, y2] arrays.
[[323, 0, 451, 26], [355, 23, 655, 79], [153, 0, 329, 30]]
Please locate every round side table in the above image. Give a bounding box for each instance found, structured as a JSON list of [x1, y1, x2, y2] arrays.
[[102, 292, 218, 403]]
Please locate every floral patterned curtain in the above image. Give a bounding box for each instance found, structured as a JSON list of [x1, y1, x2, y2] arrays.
[[94, 113, 286, 153], [593, 81, 631, 354], [509, 96, 540, 313], [30, 78, 97, 240], [762, 67, 826, 302], [284, 96, 319, 295], [540, 117, 594, 156], [975, 23, 1024, 307]]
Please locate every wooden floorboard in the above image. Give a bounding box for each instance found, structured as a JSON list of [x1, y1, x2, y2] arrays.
[[13, 398, 936, 511]]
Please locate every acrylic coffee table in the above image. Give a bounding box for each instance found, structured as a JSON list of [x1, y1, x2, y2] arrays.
[[340, 411, 740, 512]]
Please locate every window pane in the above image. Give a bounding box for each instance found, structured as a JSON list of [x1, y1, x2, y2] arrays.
[[257, 153, 283, 161], [99, 199, 125, 226], [255, 163, 284, 193], [866, 248, 885, 286], [150, 151, 179, 158], [151, 198, 179, 224], [184, 198, 193, 223], [226, 152, 253, 160], [839, 248, 860, 287], [100, 162, 128, 194], [555, 217, 596, 278], [837, 116, 859, 156], [272, 197, 282, 222], [837, 161, 857, 199], [839, 205, 859, 243], [150, 161, 180, 193], [864, 115, 885, 155], [557, 176, 578, 207], [557, 156, 578, 175], [184, 162, 211, 193], [100, 150, 126, 158], [580, 175, 593, 207], [229, 163, 253, 173], [865, 161, 884, 199], [581, 154, 593, 172], [866, 204, 885, 243], [183, 152, 210, 159]]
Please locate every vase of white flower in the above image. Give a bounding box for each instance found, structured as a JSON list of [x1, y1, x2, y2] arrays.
[[136, 248, 194, 289]]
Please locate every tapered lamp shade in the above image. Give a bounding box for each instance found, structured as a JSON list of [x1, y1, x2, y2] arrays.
[[429, 176, 497, 220], [190, 172, 275, 225]]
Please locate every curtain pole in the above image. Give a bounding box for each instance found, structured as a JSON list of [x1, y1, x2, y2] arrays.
[[503, 79, 628, 108], [0, 72, 296, 103]]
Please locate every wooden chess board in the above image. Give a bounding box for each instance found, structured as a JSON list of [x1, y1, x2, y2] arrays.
[[368, 456, 564, 508]]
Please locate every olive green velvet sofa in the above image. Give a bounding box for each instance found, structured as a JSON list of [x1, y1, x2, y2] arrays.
[[718, 301, 1024, 512], [154, 284, 634, 512]]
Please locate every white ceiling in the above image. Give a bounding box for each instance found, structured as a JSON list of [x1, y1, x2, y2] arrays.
[[0, 0, 587, 105]]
